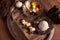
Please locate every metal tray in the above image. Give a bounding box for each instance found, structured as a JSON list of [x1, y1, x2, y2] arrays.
[[7, 0, 54, 40]]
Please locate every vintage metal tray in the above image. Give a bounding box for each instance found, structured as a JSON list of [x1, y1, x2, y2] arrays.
[[7, 0, 54, 40]]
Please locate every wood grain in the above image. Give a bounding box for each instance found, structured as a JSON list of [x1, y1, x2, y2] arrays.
[[0, 0, 60, 40]]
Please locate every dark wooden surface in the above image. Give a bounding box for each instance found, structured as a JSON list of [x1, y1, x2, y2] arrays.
[[52, 25, 60, 40], [0, 18, 14, 40], [0, 0, 60, 40]]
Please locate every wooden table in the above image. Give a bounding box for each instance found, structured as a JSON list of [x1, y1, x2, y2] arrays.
[[0, 18, 14, 40], [0, 0, 60, 40]]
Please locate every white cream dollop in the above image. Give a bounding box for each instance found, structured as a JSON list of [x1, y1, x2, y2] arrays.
[[29, 27, 36, 33], [16, 1, 23, 8]]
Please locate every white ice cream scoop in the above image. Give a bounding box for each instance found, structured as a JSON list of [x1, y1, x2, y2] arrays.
[[38, 21, 49, 31], [16, 1, 23, 8]]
